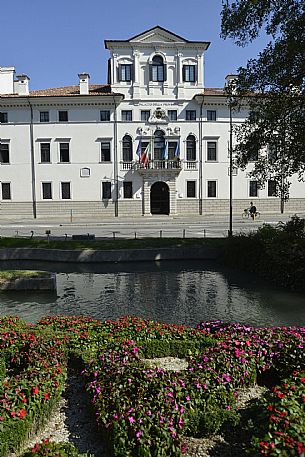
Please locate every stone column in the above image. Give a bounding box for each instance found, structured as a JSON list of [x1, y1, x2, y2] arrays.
[[177, 52, 184, 98], [112, 53, 118, 84], [133, 50, 140, 98], [197, 53, 203, 87]]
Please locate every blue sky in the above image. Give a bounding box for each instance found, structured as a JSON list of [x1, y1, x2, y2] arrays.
[[1, 0, 269, 90]]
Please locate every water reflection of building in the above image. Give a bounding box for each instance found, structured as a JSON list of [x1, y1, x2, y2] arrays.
[[55, 268, 272, 327]]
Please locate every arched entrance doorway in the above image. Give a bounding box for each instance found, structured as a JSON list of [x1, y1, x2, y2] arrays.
[[150, 182, 170, 215]]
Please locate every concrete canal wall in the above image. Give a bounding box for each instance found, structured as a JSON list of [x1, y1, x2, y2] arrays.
[[0, 245, 220, 263]]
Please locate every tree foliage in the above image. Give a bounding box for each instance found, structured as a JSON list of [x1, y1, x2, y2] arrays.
[[221, 0, 305, 204]]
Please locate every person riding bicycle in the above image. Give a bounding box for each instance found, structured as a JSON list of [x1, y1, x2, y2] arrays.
[[249, 201, 257, 220]]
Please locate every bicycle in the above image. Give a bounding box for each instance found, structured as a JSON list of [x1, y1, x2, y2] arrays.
[[242, 208, 260, 219]]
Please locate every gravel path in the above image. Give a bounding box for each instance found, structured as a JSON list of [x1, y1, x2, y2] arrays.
[[10, 367, 109, 457]]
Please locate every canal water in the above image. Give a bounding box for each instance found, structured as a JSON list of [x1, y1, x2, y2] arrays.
[[0, 260, 304, 327]]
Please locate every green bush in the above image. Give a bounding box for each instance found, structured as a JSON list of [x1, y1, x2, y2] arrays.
[[221, 216, 305, 290], [186, 403, 240, 437], [142, 337, 216, 359]]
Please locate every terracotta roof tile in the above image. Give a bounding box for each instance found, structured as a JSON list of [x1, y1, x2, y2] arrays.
[[1, 85, 120, 98], [193, 88, 226, 97]]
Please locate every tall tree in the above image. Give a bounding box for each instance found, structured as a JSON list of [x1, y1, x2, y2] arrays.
[[221, 0, 305, 212]]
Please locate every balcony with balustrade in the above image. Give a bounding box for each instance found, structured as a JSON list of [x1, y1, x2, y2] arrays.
[[133, 159, 182, 175]]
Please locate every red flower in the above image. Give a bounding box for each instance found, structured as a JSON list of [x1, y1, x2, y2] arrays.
[[43, 393, 50, 400], [18, 409, 27, 418], [31, 443, 40, 452], [32, 386, 39, 395]]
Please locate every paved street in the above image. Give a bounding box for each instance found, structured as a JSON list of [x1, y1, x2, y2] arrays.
[[0, 212, 300, 240]]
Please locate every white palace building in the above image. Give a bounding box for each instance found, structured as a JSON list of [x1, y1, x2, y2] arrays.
[[0, 26, 304, 219]]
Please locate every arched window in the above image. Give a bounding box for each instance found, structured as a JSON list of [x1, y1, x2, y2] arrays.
[[186, 135, 196, 161], [154, 130, 165, 160], [122, 135, 133, 162], [150, 56, 166, 82]]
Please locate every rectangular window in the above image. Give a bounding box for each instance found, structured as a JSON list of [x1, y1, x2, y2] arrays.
[[186, 110, 196, 121], [100, 110, 110, 122], [123, 181, 133, 199], [249, 181, 258, 197], [122, 110, 132, 121], [119, 64, 132, 82], [207, 110, 216, 121], [58, 110, 68, 122], [207, 180, 217, 198], [168, 110, 177, 121], [42, 182, 52, 199], [268, 180, 277, 197], [187, 181, 196, 198], [207, 141, 217, 161], [61, 182, 71, 199], [183, 65, 196, 82], [40, 143, 51, 163], [168, 142, 177, 160], [0, 143, 9, 163], [59, 143, 70, 162], [101, 142, 111, 162], [40, 111, 49, 122], [151, 65, 165, 82], [102, 182, 111, 199], [141, 110, 150, 122], [0, 112, 8, 123], [1, 183, 11, 200]]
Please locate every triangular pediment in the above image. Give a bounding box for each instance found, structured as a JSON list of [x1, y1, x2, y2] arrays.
[[129, 26, 186, 44]]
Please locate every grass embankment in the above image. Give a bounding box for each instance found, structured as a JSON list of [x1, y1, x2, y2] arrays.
[[0, 237, 225, 251], [0, 315, 304, 457], [0, 270, 49, 281]]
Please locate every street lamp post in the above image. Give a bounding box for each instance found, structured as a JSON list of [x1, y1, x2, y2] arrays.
[[228, 98, 233, 237], [225, 74, 237, 237]]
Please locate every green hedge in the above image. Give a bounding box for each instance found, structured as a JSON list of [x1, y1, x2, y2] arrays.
[[221, 216, 305, 290]]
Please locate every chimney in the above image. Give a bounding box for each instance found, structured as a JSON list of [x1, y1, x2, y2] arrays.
[[225, 74, 238, 95], [78, 73, 90, 95], [225, 74, 238, 85], [16, 74, 30, 95], [0, 67, 15, 94]]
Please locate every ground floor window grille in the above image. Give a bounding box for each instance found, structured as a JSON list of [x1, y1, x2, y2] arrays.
[[42, 182, 52, 199], [207, 180, 217, 198], [102, 182, 111, 199], [123, 181, 133, 198], [187, 181, 196, 198], [61, 182, 71, 199], [249, 181, 258, 197], [1, 182, 11, 200]]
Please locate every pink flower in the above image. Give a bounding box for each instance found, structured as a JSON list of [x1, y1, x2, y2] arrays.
[[136, 430, 142, 439], [128, 416, 135, 424]]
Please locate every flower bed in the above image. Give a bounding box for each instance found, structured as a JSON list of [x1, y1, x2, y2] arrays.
[[0, 317, 67, 457], [0, 315, 304, 456]]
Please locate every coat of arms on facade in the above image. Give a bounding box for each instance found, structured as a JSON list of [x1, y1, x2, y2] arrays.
[[148, 107, 169, 124]]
